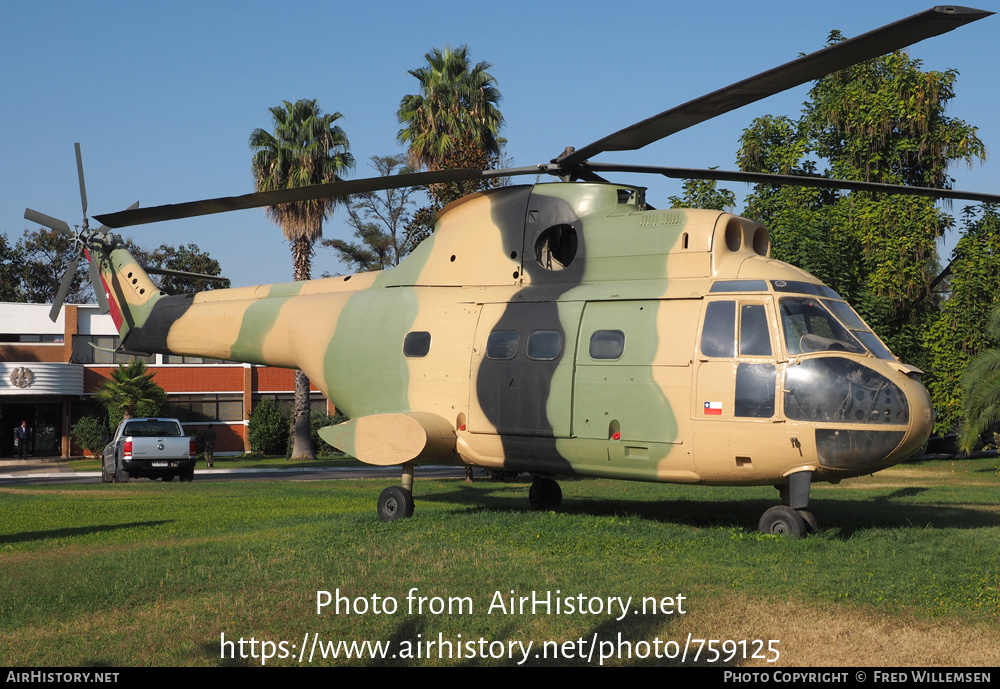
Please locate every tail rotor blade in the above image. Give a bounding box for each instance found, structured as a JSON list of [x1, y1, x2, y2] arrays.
[[49, 255, 80, 322], [75, 143, 88, 217], [25, 208, 72, 235]]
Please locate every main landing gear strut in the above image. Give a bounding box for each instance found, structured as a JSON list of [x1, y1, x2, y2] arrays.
[[758, 470, 816, 538], [377, 462, 415, 521]]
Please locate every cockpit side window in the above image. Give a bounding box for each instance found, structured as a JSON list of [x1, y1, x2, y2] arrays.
[[739, 304, 772, 356], [701, 301, 736, 357]]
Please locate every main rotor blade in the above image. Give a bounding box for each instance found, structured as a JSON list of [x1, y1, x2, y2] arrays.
[[557, 6, 993, 167], [75, 143, 88, 217], [94, 166, 543, 228], [585, 163, 1000, 204], [24, 208, 72, 235], [49, 255, 79, 322]]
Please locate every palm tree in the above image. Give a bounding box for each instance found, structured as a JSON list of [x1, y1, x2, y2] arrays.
[[397, 45, 503, 171], [960, 304, 1000, 453], [250, 99, 354, 459], [93, 359, 167, 429]]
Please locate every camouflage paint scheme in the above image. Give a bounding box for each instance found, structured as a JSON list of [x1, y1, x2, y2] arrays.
[[92, 181, 933, 490]]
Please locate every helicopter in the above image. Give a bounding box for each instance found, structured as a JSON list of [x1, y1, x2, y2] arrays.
[[25, 6, 1000, 537]]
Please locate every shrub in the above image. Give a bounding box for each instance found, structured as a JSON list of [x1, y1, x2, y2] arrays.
[[247, 399, 288, 455], [71, 416, 110, 457], [310, 410, 348, 456]]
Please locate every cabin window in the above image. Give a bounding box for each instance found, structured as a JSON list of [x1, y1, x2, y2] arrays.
[[589, 330, 625, 360], [534, 224, 577, 270], [739, 304, 772, 356], [486, 330, 519, 360], [402, 331, 432, 358], [701, 301, 736, 358], [527, 330, 562, 361]]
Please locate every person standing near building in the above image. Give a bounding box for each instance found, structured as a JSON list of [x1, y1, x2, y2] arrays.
[[14, 421, 30, 460], [203, 424, 217, 468]]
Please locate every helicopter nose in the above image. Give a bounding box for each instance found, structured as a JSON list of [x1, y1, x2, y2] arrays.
[[889, 372, 934, 463], [787, 357, 931, 471]]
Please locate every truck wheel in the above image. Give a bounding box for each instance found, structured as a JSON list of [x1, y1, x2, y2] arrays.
[[115, 461, 129, 484], [180, 466, 195, 482]]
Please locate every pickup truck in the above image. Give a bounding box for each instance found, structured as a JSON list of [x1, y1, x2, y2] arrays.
[[101, 417, 197, 483]]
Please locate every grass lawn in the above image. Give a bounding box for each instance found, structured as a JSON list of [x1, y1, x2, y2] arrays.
[[2, 457, 998, 667]]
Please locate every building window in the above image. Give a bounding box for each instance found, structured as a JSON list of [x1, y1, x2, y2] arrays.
[[166, 394, 244, 422], [162, 354, 233, 365], [71, 335, 155, 364], [252, 394, 328, 418]]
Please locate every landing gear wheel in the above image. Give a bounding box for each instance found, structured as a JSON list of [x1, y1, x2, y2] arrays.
[[758, 505, 807, 538], [378, 486, 415, 521], [529, 477, 562, 511], [796, 509, 818, 534]]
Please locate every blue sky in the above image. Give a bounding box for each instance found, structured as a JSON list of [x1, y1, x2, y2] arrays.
[[3, 0, 997, 289]]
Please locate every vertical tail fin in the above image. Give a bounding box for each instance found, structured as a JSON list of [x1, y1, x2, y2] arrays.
[[90, 237, 164, 345]]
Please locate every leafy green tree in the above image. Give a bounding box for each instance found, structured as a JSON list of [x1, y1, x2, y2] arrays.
[[668, 177, 736, 211], [8, 227, 230, 304], [927, 205, 1000, 433], [959, 302, 1000, 453], [0, 234, 23, 301], [322, 155, 420, 272], [397, 45, 503, 171], [93, 360, 167, 429], [250, 99, 354, 460], [132, 242, 231, 293], [16, 227, 92, 304], [737, 36, 985, 370]]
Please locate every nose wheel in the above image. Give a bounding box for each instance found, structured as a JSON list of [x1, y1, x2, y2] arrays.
[[759, 470, 817, 538], [758, 506, 810, 537]]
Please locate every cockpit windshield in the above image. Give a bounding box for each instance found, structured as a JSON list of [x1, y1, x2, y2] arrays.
[[779, 297, 865, 355], [821, 299, 897, 360]]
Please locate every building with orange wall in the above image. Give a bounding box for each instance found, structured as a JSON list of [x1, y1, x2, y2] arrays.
[[1, 303, 331, 457]]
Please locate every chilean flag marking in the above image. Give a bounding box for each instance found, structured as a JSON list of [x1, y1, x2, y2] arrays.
[[703, 401, 722, 415]]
